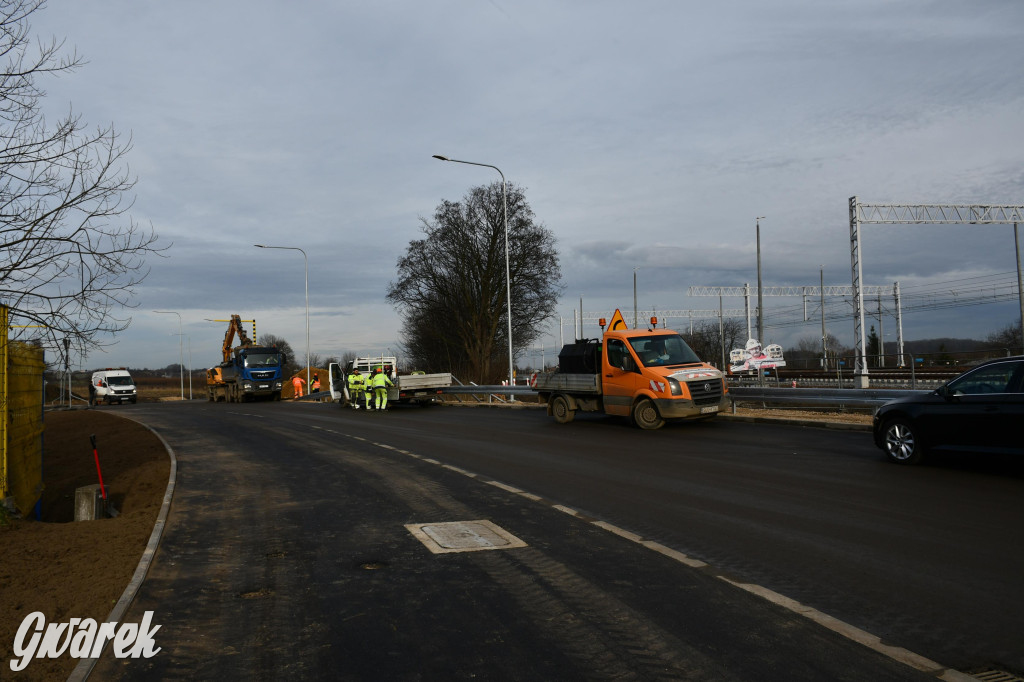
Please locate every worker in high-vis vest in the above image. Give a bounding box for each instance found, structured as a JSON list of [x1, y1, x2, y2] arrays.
[[369, 367, 394, 410], [291, 374, 305, 399], [347, 369, 365, 409]]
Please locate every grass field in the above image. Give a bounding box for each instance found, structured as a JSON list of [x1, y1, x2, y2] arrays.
[[46, 373, 206, 404]]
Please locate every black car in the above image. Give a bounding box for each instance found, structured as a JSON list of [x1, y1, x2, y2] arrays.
[[873, 355, 1024, 464]]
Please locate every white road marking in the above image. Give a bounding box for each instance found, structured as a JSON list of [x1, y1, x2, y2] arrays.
[[256, 411, 971, 681]]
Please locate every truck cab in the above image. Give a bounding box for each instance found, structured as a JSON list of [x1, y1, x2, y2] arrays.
[[601, 329, 727, 427]]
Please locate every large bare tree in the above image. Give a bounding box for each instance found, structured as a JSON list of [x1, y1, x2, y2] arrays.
[[0, 0, 163, 354], [681, 318, 745, 369], [387, 181, 562, 383]]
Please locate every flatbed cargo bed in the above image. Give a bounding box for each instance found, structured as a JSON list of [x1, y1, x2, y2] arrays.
[[532, 372, 601, 394], [397, 373, 452, 390]]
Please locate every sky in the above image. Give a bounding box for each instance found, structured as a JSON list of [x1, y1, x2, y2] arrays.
[[18, 0, 1024, 372]]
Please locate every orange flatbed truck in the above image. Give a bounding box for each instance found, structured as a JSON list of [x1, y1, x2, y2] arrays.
[[531, 310, 729, 430]]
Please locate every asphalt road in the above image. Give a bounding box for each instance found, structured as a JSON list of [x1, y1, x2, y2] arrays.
[[91, 400, 1024, 680]]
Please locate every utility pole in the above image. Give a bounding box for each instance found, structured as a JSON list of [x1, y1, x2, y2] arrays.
[[1016, 223, 1024, 353], [756, 217, 765, 345], [719, 294, 725, 370], [820, 267, 827, 372], [633, 267, 638, 329], [877, 293, 885, 368], [756, 216, 765, 386]]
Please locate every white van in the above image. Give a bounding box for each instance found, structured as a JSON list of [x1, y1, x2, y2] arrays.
[[89, 368, 137, 405]]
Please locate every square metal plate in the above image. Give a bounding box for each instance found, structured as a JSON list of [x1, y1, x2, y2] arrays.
[[405, 520, 528, 554]]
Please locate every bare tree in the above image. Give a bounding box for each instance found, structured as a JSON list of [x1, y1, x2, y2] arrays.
[[387, 181, 562, 383], [258, 333, 296, 374], [986, 319, 1023, 354], [681, 318, 744, 368], [0, 0, 164, 354]]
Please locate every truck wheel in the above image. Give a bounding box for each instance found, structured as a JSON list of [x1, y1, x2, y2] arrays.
[[632, 398, 665, 430], [551, 395, 575, 424]]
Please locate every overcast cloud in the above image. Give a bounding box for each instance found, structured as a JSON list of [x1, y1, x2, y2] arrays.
[[20, 0, 1024, 371]]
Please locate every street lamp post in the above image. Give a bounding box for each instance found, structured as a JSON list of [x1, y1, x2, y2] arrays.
[[153, 310, 184, 400], [173, 333, 193, 400], [255, 244, 309, 391], [432, 154, 515, 394]]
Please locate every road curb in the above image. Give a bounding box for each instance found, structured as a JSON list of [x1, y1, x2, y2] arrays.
[[67, 413, 178, 682]]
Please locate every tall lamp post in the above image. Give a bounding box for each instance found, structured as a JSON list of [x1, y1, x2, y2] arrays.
[[432, 154, 514, 394], [153, 310, 184, 400], [173, 333, 193, 400], [255, 244, 309, 391]]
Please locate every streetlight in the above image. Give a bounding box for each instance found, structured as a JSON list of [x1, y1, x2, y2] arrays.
[[432, 154, 515, 393], [255, 244, 309, 391], [173, 333, 193, 400], [153, 310, 184, 400]]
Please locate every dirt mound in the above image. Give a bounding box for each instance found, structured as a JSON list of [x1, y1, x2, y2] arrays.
[[0, 409, 170, 681]]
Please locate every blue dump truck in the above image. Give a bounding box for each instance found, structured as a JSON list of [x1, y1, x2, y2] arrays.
[[206, 315, 284, 402]]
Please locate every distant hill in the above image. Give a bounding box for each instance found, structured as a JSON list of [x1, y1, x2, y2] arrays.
[[890, 338, 989, 355]]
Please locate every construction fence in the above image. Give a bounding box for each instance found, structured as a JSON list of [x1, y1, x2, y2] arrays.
[[1, 305, 46, 518]]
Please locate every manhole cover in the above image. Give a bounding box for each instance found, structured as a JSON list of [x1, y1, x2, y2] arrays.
[[405, 520, 527, 554]]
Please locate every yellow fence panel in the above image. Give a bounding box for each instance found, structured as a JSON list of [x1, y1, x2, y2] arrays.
[[1, 305, 46, 517]]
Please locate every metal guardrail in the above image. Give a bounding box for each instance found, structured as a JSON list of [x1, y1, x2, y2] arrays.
[[728, 387, 931, 410], [324, 383, 934, 411], [438, 385, 929, 411], [438, 384, 535, 395], [437, 384, 536, 404]]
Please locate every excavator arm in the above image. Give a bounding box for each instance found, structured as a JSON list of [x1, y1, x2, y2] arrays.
[[221, 314, 254, 363]]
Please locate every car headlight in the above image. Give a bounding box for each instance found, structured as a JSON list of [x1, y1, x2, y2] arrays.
[[243, 382, 253, 390], [666, 377, 682, 396]]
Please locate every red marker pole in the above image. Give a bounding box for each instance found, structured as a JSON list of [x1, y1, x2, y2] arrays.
[[89, 434, 107, 500]]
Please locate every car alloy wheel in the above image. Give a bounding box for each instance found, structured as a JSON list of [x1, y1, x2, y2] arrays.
[[884, 417, 924, 464]]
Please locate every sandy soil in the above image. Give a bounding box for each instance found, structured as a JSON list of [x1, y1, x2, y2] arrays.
[[0, 408, 170, 682]]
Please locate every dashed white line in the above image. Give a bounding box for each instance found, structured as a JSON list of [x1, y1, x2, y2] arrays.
[[266, 412, 971, 681]]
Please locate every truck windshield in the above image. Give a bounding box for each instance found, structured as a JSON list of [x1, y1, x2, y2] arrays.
[[105, 376, 133, 386], [629, 334, 701, 367], [244, 353, 280, 367]]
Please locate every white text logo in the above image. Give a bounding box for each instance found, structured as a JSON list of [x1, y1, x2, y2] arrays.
[[10, 611, 161, 671]]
